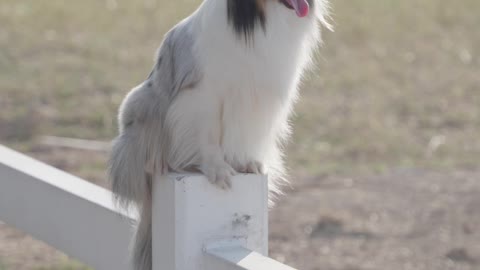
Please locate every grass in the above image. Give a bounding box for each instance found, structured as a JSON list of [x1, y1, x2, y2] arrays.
[[290, 0, 480, 176], [35, 260, 91, 270], [0, 0, 479, 269]]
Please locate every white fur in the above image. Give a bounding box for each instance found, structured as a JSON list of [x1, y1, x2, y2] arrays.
[[166, 0, 323, 194]]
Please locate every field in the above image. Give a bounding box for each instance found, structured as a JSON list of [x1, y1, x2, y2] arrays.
[[0, 0, 479, 269]]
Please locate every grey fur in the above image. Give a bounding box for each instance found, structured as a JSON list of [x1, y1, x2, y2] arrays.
[[132, 195, 152, 270], [108, 17, 200, 270]]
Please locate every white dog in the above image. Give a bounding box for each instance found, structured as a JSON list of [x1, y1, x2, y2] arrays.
[[109, 0, 331, 269]]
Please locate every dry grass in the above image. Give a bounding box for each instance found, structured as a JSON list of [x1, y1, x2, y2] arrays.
[[291, 0, 480, 176], [0, 0, 479, 269]]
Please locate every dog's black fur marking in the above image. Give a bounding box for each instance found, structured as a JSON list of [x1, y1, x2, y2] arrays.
[[227, 0, 266, 41]]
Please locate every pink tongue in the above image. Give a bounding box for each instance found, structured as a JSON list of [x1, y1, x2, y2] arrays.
[[289, 0, 310, 17]]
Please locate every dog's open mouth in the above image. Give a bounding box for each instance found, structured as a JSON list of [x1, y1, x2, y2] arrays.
[[280, 0, 310, 17]]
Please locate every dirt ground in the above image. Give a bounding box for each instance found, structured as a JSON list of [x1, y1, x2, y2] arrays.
[[270, 169, 480, 270]]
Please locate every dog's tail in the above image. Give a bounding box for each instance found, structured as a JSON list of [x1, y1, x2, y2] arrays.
[[132, 195, 153, 270], [109, 83, 169, 270]]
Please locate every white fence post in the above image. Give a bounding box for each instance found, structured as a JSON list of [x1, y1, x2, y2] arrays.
[[152, 174, 271, 270]]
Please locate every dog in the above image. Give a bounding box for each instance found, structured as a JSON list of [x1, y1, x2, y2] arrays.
[[109, 0, 331, 269]]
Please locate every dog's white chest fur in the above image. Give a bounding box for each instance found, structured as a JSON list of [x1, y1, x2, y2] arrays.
[[165, 1, 319, 187]]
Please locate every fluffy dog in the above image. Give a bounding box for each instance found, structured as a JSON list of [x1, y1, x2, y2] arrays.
[[109, 1, 331, 269]]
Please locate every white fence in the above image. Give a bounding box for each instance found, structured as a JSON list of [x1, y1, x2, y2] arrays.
[[0, 145, 297, 270]]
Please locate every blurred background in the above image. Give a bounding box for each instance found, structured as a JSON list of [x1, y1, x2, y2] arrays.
[[0, 0, 479, 269]]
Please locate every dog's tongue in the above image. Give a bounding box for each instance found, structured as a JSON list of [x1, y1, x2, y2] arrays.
[[288, 0, 310, 17]]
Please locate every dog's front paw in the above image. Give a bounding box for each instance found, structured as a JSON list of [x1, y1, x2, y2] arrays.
[[235, 161, 265, 175], [202, 162, 236, 190]]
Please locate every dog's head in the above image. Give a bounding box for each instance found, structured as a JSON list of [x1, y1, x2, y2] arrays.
[[227, 0, 320, 39]]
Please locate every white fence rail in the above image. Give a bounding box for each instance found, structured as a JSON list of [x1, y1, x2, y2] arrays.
[[0, 145, 134, 270], [0, 145, 298, 270]]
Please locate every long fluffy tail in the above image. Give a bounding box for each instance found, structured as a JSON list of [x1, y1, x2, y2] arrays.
[[109, 83, 169, 270], [109, 129, 152, 207], [109, 131, 154, 270], [109, 126, 156, 270], [132, 196, 152, 270]]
